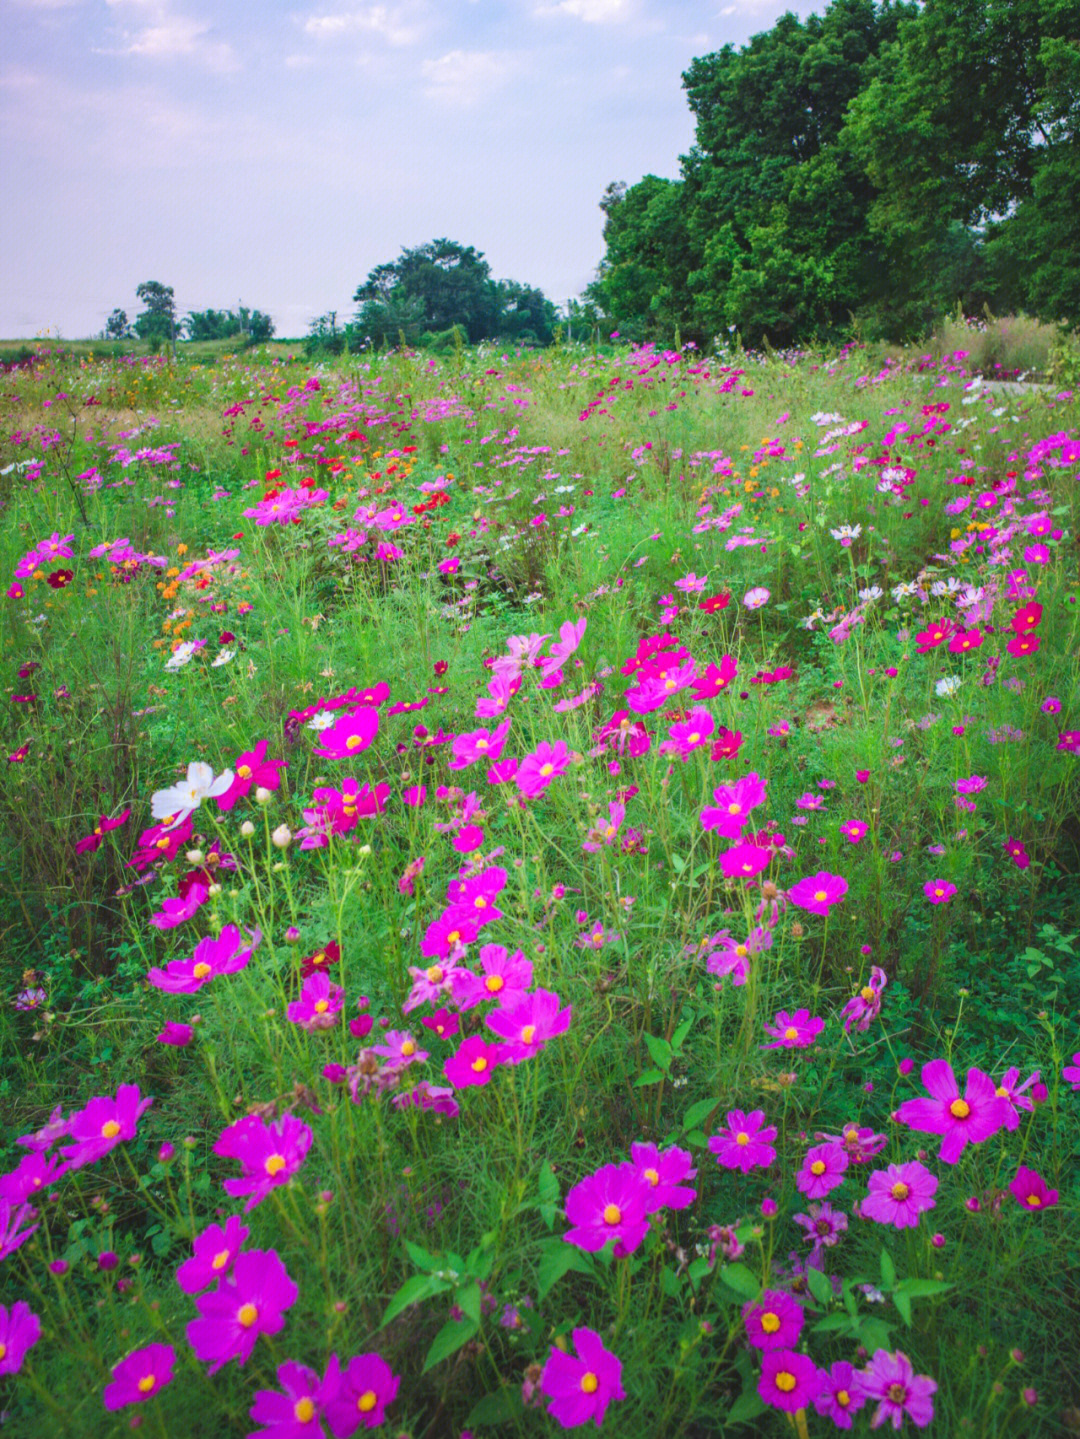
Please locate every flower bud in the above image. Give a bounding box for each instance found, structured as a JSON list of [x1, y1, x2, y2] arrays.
[[240, 820, 255, 838], [271, 824, 292, 849], [254, 786, 273, 806], [185, 849, 205, 865]]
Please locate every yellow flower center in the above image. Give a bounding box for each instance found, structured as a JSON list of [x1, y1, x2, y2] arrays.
[[949, 1099, 971, 1119], [237, 1303, 259, 1328], [933, 888, 944, 897], [447, 931, 461, 945], [810, 1160, 826, 1176], [293, 1398, 315, 1423], [264, 1153, 287, 1176], [193, 962, 212, 979], [470, 1057, 488, 1073], [314, 999, 329, 1013], [995, 1086, 1008, 1098], [735, 945, 748, 958], [101, 1120, 121, 1139], [604, 825, 615, 837], [644, 1168, 660, 1187], [212, 1250, 230, 1270], [580, 1372, 599, 1394], [735, 1132, 750, 1146], [137, 1375, 156, 1394], [345, 734, 365, 750], [760, 1312, 781, 1334], [357, 1391, 377, 1412], [521, 1025, 537, 1044], [602, 1203, 622, 1225], [485, 975, 504, 993], [837, 1389, 850, 1407], [861, 986, 876, 1001], [1026, 1193, 1042, 1207], [540, 763, 555, 777], [342, 793, 357, 806], [237, 764, 252, 779], [401, 1040, 416, 1056], [813, 890, 827, 902], [890, 1182, 910, 1201], [476, 739, 488, 749], [775, 1371, 797, 1394], [426, 966, 443, 983], [688, 732, 700, 745], [727, 802, 741, 814], [474, 896, 487, 908], [783, 1027, 798, 1041], [887, 1383, 907, 1403], [0, 1344, 6, 1361]]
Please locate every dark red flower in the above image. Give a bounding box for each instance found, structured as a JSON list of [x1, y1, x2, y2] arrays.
[[46, 569, 74, 590]]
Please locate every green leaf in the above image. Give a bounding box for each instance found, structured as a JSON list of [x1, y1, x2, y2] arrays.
[[682, 1098, 717, 1132], [423, 1316, 478, 1373], [381, 1273, 447, 1327], [687, 1256, 711, 1285], [456, 1280, 482, 1325], [895, 1279, 953, 1298], [813, 1313, 857, 1334], [807, 1265, 833, 1306], [465, 1387, 524, 1427], [671, 1016, 694, 1050], [894, 1290, 913, 1327], [879, 1248, 897, 1292], [537, 1241, 594, 1300], [727, 1389, 767, 1423], [538, 1163, 559, 1206], [633, 1068, 664, 1087], [671, 853, 686, 874], [719, 1262, 760, 1300], [405, 1242, 440, 1271], [644, 1033, 673, 1070], [661, 1265, 682, 1298], [859, 1316, 894, 1353]]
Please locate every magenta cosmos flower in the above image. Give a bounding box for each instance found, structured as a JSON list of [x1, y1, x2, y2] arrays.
[[861, 1161, 938, 1229], [796, 1142, 848, 1198], [763, 1009, 824, 1049], [103, 1343, 176, 1410], [742, 1290, 804, 1351], [485, 989, 572, 1062], [0, 1199, 39, 1260], [1063, 1052, 1080, 1090], [759, 1349, 820, 1413], [708, 1109, 777, 1173], [841, 820, 868, 844], [452, 942, 532, 1010], [841, 966, 887, 1034], [217, 740, 287, 811], [516, 740, 571, 798], [312, 707, 379, 761], [628, 1142, 696, 1213], [186, 1249, 298, 1373], [61, 1085, 152, 1170], [0, 1301, 41, 1377], [540, 1327, 625, 1429], [719, 842, 773, 881], [563, 1162, 652, 1257], [894, 1060, 1009, 1164], [287, 972, 345, 1031], [814, 1360, 867, 1429], [787, 871, 848, 915], [923, 879, 956, 904], [700, 771, 768, 838], [322, 1351, 400, 1434], [176, 1215, 250, 1293], [1009, 1166, 1059, 1212], [443, 1035, 506, 1089], [214, 1112, 313, 1210], [855, 1349, 936, 1430], [249, 1359, 327, 1438], [147, 923, 261, 993]]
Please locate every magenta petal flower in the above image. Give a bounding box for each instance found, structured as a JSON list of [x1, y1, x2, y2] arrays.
[[894, 1060, 1009, 1164], [1008, 1165, 1059, 1212], [442, 1035, 506, 1089], [60, 1085, 152, 1170], [1062, 1052, 1080, 1090], [719, 842, 773, 880], [855, 1349, 936, 1430], [699, 771, 767, 838], [0, 1301, 42, 1376], [176, 1215, 251, 1294], [540, 1327, 625, 1429], [563, 1162, 652, 1257], [787, 870, 848, 915], [157, 1021, 194, 1047], [814, 1360, 866, 1429], [763, 1009, 824, 1050], [629, 1142, 697, 1213], [215, 1113, 313, 1210], [758, 1349, 821, 1413], [322, 1351, 400, 1435], [862, 1161, 938, 1229], [248, 1359, 327, 1438], [312, 707, 379, 761], [186, 1249, 298, 1374], [923, 879, 957, 904], [287, 972, 345, 1031], [146, 924, 261, 993], [484, 989, 572, 1062], [0, 1151, 68, 1204], [742, 1290, 804, 1351], [103, 1343, 176, 1410], [708, 1109, 777, 1173], [796, 1142, 848, 1198]]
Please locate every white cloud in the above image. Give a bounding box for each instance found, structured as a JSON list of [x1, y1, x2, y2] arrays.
[[10, 0, 85, 9], [303, 4, 426, 45], [420, 48, 516, 105], [100, 0, 239, 71], [535, 0, 633, 21]]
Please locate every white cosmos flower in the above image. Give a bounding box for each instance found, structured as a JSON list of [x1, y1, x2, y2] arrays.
[[211, 648, 236, 668], [306, 710, 335, 732], [935, 676, 962, 698], [151, 762, 235, 828], [164, 641, 197, 672]]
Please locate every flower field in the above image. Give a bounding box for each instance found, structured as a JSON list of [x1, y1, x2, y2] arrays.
[[1, 338, 1079, 1436]]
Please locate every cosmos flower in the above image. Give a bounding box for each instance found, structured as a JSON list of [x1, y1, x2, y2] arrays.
[[102, 1344, 176, 1410], [186, 1249, 298, 1374], [894, 1060, 1009, 1163], [855, 1350, 936, 1430], [540, 1328, 625, 1429], [0, 1301, 41, 1377], [214, 1113, 313, 1210], [563, 1162, 652, 1257], [322, 1351, 400, 1434], [60, 1086, 152, 1170], [708, 1109, 777, 1173], [861, 1161, 938, 1229]]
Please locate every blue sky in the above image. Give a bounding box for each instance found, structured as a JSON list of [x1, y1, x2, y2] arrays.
[[4, 0, 822, 339]]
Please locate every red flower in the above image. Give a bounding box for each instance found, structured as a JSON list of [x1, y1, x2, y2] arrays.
[[300, 940, 341, 979], [1006, 633, 1040, 657], [46, 569, 74, 589], [698, 592, 731, 614], [1011, 602, 1042, 633]]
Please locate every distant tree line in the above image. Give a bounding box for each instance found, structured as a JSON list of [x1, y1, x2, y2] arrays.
[[585, 0, 1080, 345], [104, 284, 274, 349]]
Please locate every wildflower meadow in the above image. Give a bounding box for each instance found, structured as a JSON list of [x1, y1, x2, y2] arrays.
[[1, 337, 1078, 1436]]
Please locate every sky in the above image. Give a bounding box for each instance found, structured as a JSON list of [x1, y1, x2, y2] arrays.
[[3, 0, 823, 339]]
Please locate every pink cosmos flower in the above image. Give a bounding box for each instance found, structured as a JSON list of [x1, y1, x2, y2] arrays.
[[582, 801, 626, 852], [0, 1301, 41, 1377], [186, 1249, 298, 1374], [541, 618, 587, 682], [759, 1349, 820, 1412], [855, 1350, 936, 1430], [312, 708, 379, 761], [699, 771, 767, 838], [403, 955, 463, 1012], [563, 1162, 652, 1257], [719, 842, 773, 880], [894, 1059, 1009, 1164], [787, 871, 848, 915], [793, 1201, 848, 1259], [248, 1360, 327, 1438], [690, 655, 738, 700], [322, 1351, 400, 1434], [449, 720, 510, 771], [796, 1143, 848, 1197], [742, 1290, 804, 1351], [214, 1112, 313, 1210], [372, 1030, 428, 1070], [176, 1216, 251, 1293], [1008, 1166, 1058, 1211], [149, 882, 209, 929], [74, 808, 132, 854], [390, 1082, 459, 1118], [60, 1085, 152, 1170], [861, 1161, 938, 1229], [660, 709, 715, 759], [705, 926, 772, 986], [948, 627, 983, 653], [217, 740, 287, 811], [0, 1198, 39, 1261], [103, 1343, 176, 1410], [814, 1360, 866, 1429], [743, 586, 770, 609], [0, 1152, 66, 1206], [840, 966, 888, 1033], [147, 924, 261, 993], [995, 1066, 1039, 1129], [287, 972, 345, 1031], [628, 1142, 696, 1212], [485, 989, 572, 1062], [516, 740, 571, 797], [824, 1123, 887, 1164], [540, 1327, 625, 1429], [708, 1109, 777, 1173], [1057, 730, 1080, 754], [157, 1021, 194, 1047], [763, 1009, 824, 1049], [923, 879, 956, 904], [442, 1035, 506, 1089], [840, 820, 867, 844], [1063, 1052, 1080, 1090]]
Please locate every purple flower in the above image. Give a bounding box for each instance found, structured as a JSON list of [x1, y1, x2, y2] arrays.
[[763, 1009, 824, 1049], [758, 1349, 820, 1412], [786, 871, 848, 915], [861, 1161, 938, 1229], [0, 1301, 42, 1376], [628, 1142, 697, 1213], [176, 1216, 251, 1293], [248, 1359, 327, 1437], [894, 1060, 1009, 1164], [742, 1289, 804, 1351], [796, 1143, 848, 1198], [214, 1113, 313, 1210], [186, 1249, 298, 1374], [563, 1162, 652, 1257], [156, 1021, 194, 1047], [146, 924, 261, 993], [855, 1349, 936, 1429], [708, 1109, 777, 1173], [60, 1085, 152, 1170], [540, 1327, 625, 1428], [0, 1151, 68, 1204], [814, 1360, 866, 1429], [322, 1351, 400, 1434], [103, 1343, 176, 1410], [793, 1202, 848, 1261]]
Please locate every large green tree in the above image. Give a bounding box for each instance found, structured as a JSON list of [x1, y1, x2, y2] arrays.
[[133, 281, 176, 347]]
